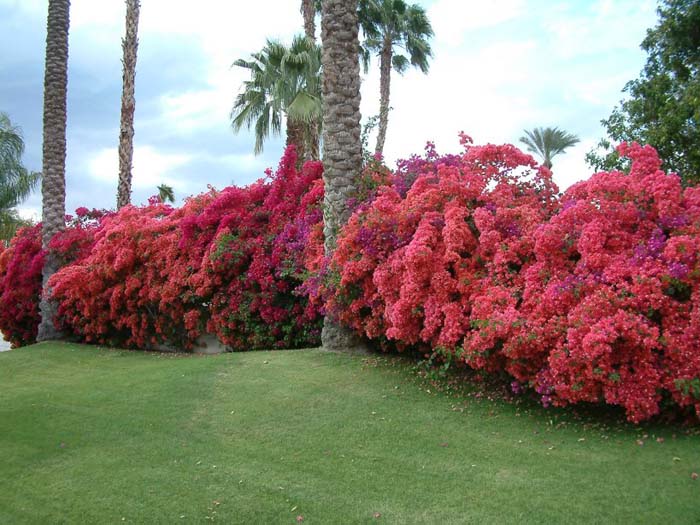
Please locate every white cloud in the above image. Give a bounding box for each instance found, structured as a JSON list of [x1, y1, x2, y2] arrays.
[[550, 138, 598, 191], [159, 89, 232, 134], [88, 146, 192, 191], [2, 0, 663, 204], [369, 38, 541, 166], [16, 206, 40, 222]]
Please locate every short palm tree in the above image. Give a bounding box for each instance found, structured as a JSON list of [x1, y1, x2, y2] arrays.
[[0, 112, 40, 242], [360, 0, 433, 156], [157, 183, 174, 203], [231, 35, 322, 162], [519, 127, 580, 170]]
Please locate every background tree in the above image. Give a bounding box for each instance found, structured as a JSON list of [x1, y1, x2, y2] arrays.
[[300, 0, 321, 40], [156, 183, 174, 203], [37, 0, 70, 341], [231, 35, 322, 162], [587, 0, 700, 184], [519, 126, 580, 169], [320, 0, 364, 350], [360, 0, 433, 156], [117, 0, 141, 209], [0, 112, 40, 244]]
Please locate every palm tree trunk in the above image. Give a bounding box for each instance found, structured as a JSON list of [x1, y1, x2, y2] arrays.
[[320, 0, 364, 351], [301, 0, 316, 40], [307, 121, 320, 161], [287, 119, 307, 166], [117, 0, 140, 209], [37, 0, 70, 342], [374, 39, 392, 156]]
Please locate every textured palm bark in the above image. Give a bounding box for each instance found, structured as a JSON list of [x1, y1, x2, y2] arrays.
[[320, 0, 365, 351], [37, 0, 70, 341], [287, 119, 307, 167], [374, 40, 392, 156], [302, 0, 316, 40], [117, 0, 140, 209], [307, 122, 320, 161]]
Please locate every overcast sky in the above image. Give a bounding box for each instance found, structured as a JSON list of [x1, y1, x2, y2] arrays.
[[1, 0, 658, 219]]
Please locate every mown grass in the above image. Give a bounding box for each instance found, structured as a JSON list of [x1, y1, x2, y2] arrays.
[[0, 342, 698, 524]]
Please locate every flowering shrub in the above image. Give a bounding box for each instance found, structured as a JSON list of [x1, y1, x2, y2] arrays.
[[509, 143, 700, 422], [0, 208, 107, 348], [322, 138, 700, 422], [322, 135, 558, 356], [0, 224, 43, 347], [50, 146, 323, 351]]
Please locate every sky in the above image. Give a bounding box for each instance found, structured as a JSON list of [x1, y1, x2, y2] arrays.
[[0, 0, 659, 220]]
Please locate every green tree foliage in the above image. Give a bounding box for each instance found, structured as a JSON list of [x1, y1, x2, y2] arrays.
[[519, 126, 580, 169], [0, 112, 39, 243], [359, 0, 433, 155], [587, 0, 700, 183], [231, 35, 322, 161]]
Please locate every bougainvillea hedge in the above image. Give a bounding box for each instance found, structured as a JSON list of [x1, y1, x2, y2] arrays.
[[49, 147, 324, 351], [320, 139, 700, 422], [0, 209, 107, 347], [1, 140, 698, 422]]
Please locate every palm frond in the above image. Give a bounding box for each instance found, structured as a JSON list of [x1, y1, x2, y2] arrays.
[[287, 92, 322, 124], [231, 33, 322, 155], [520, 126, 580, 169]]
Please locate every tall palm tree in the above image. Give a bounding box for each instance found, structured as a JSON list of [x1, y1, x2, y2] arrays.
[[519, 127, 580, 170], [37, 0, 70, 342], [320, 0, 364, 350], [117, 0, 141, 209], [0, 112, 40, 243], [231, 36, 322, 162], [360, 0, 433, 156]]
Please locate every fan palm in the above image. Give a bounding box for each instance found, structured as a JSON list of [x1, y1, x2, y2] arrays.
[[0, 112, 40, 243], [519, 127, 580, 169], [360, 0, 433, 155], [231, 35, 322, 162]]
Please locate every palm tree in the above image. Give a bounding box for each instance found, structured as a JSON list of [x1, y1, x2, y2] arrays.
[[37, 0, 70, 342], [231, 36, 322, 162], [300, 0, 320, 40], [360, 0, 433, 156], [157, 183, 174, 203], [519, 127, 580, 170], [117, 0, 141, 209], [320, 0, 364, 350], [0, 112, 40, 243]]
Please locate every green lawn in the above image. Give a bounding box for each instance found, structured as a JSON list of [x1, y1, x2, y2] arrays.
[[0, 343, 698, 524]]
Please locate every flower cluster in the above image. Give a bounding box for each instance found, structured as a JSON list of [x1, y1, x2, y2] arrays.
[[510, 143, 700, 421], [0, 224, 44, 347]]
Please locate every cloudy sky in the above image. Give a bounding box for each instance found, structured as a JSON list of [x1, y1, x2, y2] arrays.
[[1, 0, 658, 219]]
